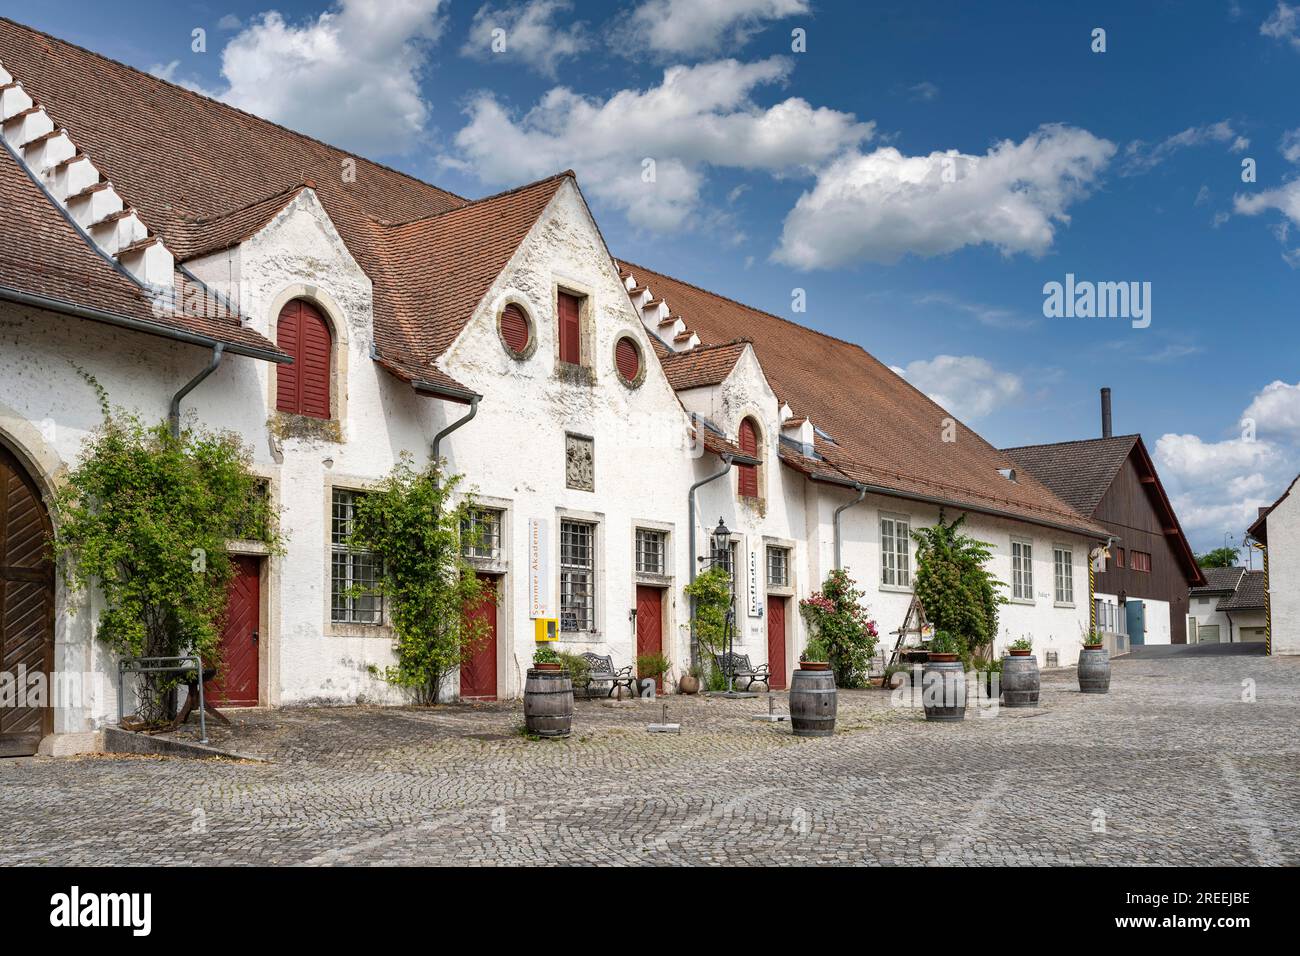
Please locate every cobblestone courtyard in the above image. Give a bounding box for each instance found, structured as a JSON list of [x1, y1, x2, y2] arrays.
[[2, 655, 1297, 866]]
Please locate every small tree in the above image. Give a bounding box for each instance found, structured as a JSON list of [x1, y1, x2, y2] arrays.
[[910, 512, 1006, 664], [54, 410, 277, 726], [347, 455, 488, 705], [799, 568, 879, 687], [1197, 546, 1240, 569], [684, 565, 732, 690]]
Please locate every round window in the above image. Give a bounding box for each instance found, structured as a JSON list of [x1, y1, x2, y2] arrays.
[[614, 336, 642, 386], [499, 302, 532, 358]]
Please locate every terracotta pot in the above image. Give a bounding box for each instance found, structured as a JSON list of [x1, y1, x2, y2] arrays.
[[1009, 648, 1031, 657], [1083, 643, 1103, 651], [533, 662, 562, 671], [800, 661, 830, 671], [928, 652, 959, 663], [678, 674, 700, 694]]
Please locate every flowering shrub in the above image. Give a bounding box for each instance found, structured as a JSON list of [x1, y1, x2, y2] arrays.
[[799, 569, 879, 687]]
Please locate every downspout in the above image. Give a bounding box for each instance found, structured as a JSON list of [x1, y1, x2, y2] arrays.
[[687, 454, 735, 668], [832, 483, 867, 570], [431, 395, 480, 470], [169, 343, 224, 439]]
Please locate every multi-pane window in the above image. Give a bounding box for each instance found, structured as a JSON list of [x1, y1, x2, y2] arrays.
[[636, 528, 666, 575], [767, 546, 790, 588], [880, 515, 911, 587], [1114, 547, 1125, 568], [331, 489, 382, 624], [560, 519, 596, 632], [461, 508, 503, 561], [1130, 550, 1151, 573], [1053, 546, 1074, 604], [1011, 538, 1034, 601]]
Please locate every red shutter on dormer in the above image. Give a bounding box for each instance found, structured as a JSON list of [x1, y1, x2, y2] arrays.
[[738, 419, 759, 497], [558, 291, 581, 365], [615, 338, 640, 382], [276, 299, 332, 419], [501, 303, 530, 354]]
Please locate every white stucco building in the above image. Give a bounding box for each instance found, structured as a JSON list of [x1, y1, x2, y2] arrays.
[[1249, 478, 1300, 655], [0, 20, 1112, 755]]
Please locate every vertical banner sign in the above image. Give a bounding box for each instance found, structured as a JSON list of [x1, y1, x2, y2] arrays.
[[748, 549, 761, 617], [528, 518, 550, 618]]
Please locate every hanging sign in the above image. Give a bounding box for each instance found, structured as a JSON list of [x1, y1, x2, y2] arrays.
[[748, 549, 762, 618], [528, 518, 550, 618]]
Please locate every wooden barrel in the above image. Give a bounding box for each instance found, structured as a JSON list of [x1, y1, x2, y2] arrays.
[[922, 660, 967, 721], [1077, 647, 1111, 694], [1002, 654, 1040, 708], [790, 667, 837, 737], [523, 668, 573, 737]]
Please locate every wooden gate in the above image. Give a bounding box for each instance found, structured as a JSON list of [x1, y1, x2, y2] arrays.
[[207, 555, 261, 706], [635, 585, 664, 692], [766, 595, 788, 690], [0, 445, 54, 757], [461, 576, 498, 700]]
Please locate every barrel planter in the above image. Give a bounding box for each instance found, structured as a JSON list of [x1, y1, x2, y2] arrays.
[[1077, 646, 1111, 694], [523, 667, 574, 738], [790, 666, 836, 737], [922, 653, 967, 721], [1002, 652, 1040, 708]]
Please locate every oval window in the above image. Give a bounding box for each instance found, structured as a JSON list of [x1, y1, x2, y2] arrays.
[[500, 303, 531, 357], [615, 336, 641, 385]]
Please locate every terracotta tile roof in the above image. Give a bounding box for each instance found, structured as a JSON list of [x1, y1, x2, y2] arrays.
[[1002, 435, 1139, 517], [659, 339, 749, 390], [1217, 569, 1266, 611], [0, 142, 283, 358], [620, 261, 1107, 537], [1190, 566, 1245, 595]]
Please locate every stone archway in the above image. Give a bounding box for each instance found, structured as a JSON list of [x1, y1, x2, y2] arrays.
[[0, 441, 54, 756]]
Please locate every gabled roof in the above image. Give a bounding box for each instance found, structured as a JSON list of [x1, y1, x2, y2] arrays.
[[660, 339, 750, 391], [1002, 435, 1139, 517], [619, 261, 1108, 538], [1217, 569, 1267, 611], [1190, 566, 1245, 595], [1248, 474, 1297, 544], [0, 139, 283, 359], [1003, 434, 1205, 586]]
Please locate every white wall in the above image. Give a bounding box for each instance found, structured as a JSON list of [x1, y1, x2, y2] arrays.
[[1264, 492, 1300, 654]]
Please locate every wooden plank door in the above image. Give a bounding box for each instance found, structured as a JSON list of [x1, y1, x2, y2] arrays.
[[635, 585, 664, 692], [766, 595, 788, 690], [461, 575, 498, 700], [208, 555, 261, 706], [0, 446, 54, 757]]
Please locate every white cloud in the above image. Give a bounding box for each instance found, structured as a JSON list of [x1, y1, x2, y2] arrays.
[[461, 1, 589, 78], [1281, 127, 1300, 163], [212, 0, 447, 156], [908, 81, 939, 101], [1121, 120, 1248, 175], [1234, 179, 1300, 263], [1261, 1, 1300, 50], [915, 292, 1037, 330], [892, 355, 1023, 420], [217, 14, 242, 31], [622, 0, 809, 57], [1155, 433, 1281, 486], [1243, 380, 1300, 438], [449, 57, 871, 231], [773, 124, 1114, 269], [1155, 431, 1290, 545]]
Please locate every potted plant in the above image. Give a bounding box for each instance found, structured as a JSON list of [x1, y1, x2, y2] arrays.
[[678, 664, 701, 695], [926, 631, 960, 663], [922, 631, 966, 721], [798, 636, 831, 671], [533, 646, 562, 671], [636, 652, 670, 693], [1007, 637, 1033, 657], [1002, 637, 1040, 708], [1078, 628, 1111, 694]]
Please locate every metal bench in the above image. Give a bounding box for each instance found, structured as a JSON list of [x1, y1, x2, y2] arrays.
[[577, 652, 636, 699], [714, 652, 770, 692]]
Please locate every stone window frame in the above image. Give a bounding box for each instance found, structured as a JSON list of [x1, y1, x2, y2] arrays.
[[556, 506, 605, 640], [322, 472, 392, 639], [267, 283, 349, 441], [633, 518, 674, 588], [496, 295, 538, 361], [552, 276, 597, 380], [612, 333, 647, 389]]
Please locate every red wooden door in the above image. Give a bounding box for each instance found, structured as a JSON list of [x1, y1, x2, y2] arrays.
[[208, 556, 260, 706], [0, 445, 54, 757], [276, 299, 331, 419], [635, 585, 664, 692], [461, 576, 498, 700], [766, 595, 787, 690]]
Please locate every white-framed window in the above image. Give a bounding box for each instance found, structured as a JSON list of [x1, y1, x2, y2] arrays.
[[880, 515, 911, 588], [636, 528, 666, 575], [331, 489, 383, 625], [560, 519, 596, 632], [461, 508, 503, 561], [1011, 537, 1034, 601], [1053, 546, 1074, 604], [766, 546, 790, 588]]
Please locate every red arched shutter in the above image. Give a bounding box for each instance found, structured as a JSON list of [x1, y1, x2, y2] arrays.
[[501, 303, 530, 354], [738, 419, 759, 497], [276, 300, 332, 419], [615, 338, 640, 382]]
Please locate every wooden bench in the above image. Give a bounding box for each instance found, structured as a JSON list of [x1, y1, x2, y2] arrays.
[[576, 652, 636, 699], [714, 652, 770, 692]]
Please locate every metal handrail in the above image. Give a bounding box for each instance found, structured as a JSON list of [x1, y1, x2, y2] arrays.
[[117, 654, 208, 744]]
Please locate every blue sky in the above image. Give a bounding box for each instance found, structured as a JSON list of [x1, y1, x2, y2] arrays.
[[5, 0, 1300, 555]]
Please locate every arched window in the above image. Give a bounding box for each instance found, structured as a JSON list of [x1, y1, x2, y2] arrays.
[[738, 417, 760, 498], [276, 299, 332, 419]]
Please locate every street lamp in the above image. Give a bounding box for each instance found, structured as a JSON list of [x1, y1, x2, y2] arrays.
[[698, 517, 751, 697]]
